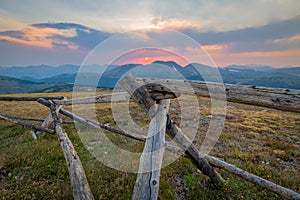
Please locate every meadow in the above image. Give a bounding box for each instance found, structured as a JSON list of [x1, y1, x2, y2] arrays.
[[0, 92, 299, 199]]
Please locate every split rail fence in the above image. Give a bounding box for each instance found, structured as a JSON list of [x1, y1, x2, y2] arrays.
[[0, 75, 300, 200]]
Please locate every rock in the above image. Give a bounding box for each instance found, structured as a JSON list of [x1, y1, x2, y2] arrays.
[[225, 106, 235, 109]]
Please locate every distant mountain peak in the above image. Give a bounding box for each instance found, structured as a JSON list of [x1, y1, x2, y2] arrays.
[[152, 60, 182, 67]]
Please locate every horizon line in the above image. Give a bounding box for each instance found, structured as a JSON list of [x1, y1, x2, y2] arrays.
[[1, 60, 299, 68]]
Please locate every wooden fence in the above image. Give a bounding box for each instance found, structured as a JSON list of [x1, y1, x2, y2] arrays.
[[0, 76, 300, 200]]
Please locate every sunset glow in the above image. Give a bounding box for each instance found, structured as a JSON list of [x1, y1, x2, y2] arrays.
[[0, 1, 299, 67], [104, 47, 192, 66]]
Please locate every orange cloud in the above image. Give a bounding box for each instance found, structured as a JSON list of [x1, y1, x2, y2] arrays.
[[185, 44, 229, 55], [0, 26, 78, 49], [203, 44, 228, 51]]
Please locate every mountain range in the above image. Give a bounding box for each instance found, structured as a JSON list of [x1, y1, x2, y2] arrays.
[[0, 61, 299, 94]]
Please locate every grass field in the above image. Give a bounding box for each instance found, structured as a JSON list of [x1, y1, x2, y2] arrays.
[[0, 92, 299, 199]]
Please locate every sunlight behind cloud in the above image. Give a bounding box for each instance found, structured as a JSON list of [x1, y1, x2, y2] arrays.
[[150, 17, 201, 30]]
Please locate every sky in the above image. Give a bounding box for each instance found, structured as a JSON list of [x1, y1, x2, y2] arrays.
[[0, 0, 300, 67]]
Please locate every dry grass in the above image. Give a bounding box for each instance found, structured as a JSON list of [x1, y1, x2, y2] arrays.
[[0, 92, 299, 199]]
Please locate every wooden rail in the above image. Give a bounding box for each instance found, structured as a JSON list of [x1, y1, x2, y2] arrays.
[[0, 114, 45, 122], [0, 114, 54, 134], [137, 78, 300, 113], [0, 114, 75, 124], [20, 78, 299, 113], [53, 92, 130, 105], [1, 78, 299, 113], [37, 98, 147, 141], [53, 89, 178, 105], [0, 96, 65, 101]]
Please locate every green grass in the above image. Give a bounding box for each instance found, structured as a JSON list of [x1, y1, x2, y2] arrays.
[[0, 92, 299, 199]]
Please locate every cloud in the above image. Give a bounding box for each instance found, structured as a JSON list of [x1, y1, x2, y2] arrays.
[[150, 17, 201, 29], [0, 16, 300, 67], [32, 23, 112, 49], [273, 35, 300, 44], [149, 0, 300, 32], [179, 15, 300, 53], [0, 22, 113, 66], [32, 22, 88, 30], [0, 24, 77, 48], [0, 30, 25, 39], [0, 22, 112, 50], [2, 0, 300, 33]]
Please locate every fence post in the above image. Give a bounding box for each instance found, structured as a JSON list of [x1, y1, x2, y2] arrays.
[[132, 99, 170, 200], [47, 100, 94, 200], [120, 74, 224, 199]]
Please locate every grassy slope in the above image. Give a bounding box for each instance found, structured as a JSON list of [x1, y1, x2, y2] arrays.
[[0, 76, 74, 94], [0, 92, 299, 199]]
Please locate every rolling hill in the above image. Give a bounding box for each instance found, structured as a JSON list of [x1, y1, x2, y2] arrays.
[[0, 61, 299, 93], [0, 75, 73, 94]]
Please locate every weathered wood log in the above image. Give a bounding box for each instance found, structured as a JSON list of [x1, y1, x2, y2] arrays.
[[133, 99, 170, 200], [53, 92, 130, 105], [53, 90, 178, 106], [137, 78, 300, 113], [37, 98, 146, 141], [0, 114, 45, 122], [119, 74, 224, 185], [49, 103, 94, 200], [0, 114, 54, 134], [0, 96, 65, 101], [35, 113, 54, 136], [0, 114, 75, 124], [205, 155, 300, 199]]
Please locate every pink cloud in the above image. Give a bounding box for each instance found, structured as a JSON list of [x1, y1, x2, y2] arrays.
[[0, 25, 78, 49]]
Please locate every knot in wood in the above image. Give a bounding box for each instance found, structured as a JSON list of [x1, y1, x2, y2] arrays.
[[152, 180, 157, 185]]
